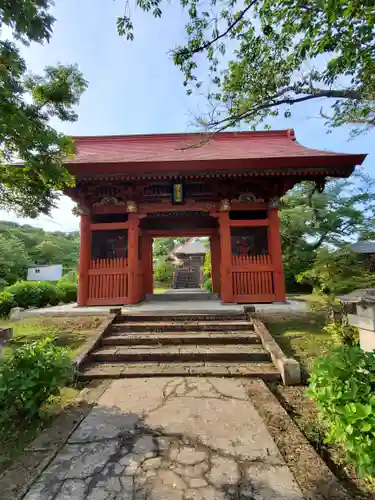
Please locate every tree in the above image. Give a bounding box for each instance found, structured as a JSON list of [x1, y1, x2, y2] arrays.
[[118, 0, 375, 135], [297, 246, 375, 298], [153, 237, 189, 258], [0, 234, 30, 287], [0, 1, 87, 217], [0, 221, 80, 284], [279, 171, 375, 290]]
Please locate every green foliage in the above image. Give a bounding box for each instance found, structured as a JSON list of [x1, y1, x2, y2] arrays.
[[154, 259, 174, 284], [0, 337, 73, 429], [203, 277, 212, 292], [153, 237, 188, 258], [56, 281, 77, 303], [281, 174, 375, 292], [0, 292, 16, 317], [0, 279, 78, 317], [323, 321, 359, 347], [0, 221, 79, 286], [119, 0, 375, 135], [0, 1, 87, 216], [308, 347, 375, 477], [5, 281, 60, 309], [297, 247, 375, 298], [203, 251, 211, 279], [0, 233, 31, 286]]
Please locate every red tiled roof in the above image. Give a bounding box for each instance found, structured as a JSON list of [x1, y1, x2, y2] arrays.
[[69, 130, 365, 165]]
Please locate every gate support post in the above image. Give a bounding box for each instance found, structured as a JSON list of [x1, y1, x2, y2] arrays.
[[268, 208, 286, 302], [218, 212, 234, 303], [210, 233, 221, 295], [128, 214, 141, 304], [142, 233, 153, 295], [78, 214, 91, 306]]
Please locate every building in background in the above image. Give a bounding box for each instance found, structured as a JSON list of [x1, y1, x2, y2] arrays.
[[27, 264, 63, 282], [172, 237, 208, 288]]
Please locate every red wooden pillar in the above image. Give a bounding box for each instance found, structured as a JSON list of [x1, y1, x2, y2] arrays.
[[218, 212, 234, 302], [141, 233, 154, 295], [78, 213, 91, 306], [268, 208, 286, 302], [128, 214, 140, 304], [210, 233, 221, 294]]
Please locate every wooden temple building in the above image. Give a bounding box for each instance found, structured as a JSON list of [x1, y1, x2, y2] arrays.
[[65, 130, 365, 306]]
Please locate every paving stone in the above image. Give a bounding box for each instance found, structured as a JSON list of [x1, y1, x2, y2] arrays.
[[68, 406, 139, 442], [177, 447, 206, 465], [23, 377, 306, 500], [246, 463, 305, 499], [207, 456, 240, 485]]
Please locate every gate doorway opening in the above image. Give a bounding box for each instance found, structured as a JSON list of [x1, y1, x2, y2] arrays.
[[151, 236, 209, 293], [139, 212, 221, 298]]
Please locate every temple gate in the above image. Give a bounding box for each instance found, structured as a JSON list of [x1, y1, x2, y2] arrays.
[[65, 130, 364, 306]]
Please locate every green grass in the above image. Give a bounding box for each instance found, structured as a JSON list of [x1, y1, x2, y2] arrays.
[[263, 312, 333, 373], [0, 386, 81, 472], [153, 287, 170, 294], [1, 315, 103, 359], [0, 315, 102, 472], [287, 293, 326, 307]]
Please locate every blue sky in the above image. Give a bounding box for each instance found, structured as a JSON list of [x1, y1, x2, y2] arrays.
[[1, 0, 374, 231]]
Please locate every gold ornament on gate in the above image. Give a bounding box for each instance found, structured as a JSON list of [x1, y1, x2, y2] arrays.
[[219, 198, 231, 211], [126, 200, 137, 213]]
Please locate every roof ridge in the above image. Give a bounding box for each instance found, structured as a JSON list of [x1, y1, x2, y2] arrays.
[[73, 129, 294, 142]]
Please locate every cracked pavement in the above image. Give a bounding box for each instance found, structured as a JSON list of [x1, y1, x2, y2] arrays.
[[24, 378, 304, 500]]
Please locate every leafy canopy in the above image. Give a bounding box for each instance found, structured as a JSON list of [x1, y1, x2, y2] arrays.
[[279, 171, 375, 291], [118, 0, 375, 135], [0, 1, 87, 217], [0, 221, 79, 287]]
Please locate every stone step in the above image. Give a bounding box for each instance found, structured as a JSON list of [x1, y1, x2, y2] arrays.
[[145, 292, 219, 301], [79, 362, 281, 381], [102, 332, 261, 346], [111, 321, 254, 333], [91, 345, 270, 363], [114, 313, 247, 323]]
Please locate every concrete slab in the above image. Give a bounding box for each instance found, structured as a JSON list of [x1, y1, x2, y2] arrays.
[[24, 377, 304, 500], [20, 299, 306, 318]]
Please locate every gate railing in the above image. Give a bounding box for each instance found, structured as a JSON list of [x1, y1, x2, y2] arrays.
[[87, 258, 129, 305], [231, 254, 274, 301]]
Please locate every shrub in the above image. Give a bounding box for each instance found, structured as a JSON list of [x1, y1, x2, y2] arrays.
[[323, 321, 359, 346], [154, 259, 174, 284], [57, 281, 77, 303], [203, 278, 212, 292], [0, 337, 74, 428], [5, 281, 60, 309], [308, 347, 375, 477], [203, 252, 211, 279], [0, 292, 16, 317]]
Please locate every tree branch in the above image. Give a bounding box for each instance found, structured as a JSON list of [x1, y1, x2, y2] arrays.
[[173, 0, 257, 59], [209, 86, 363, 132]]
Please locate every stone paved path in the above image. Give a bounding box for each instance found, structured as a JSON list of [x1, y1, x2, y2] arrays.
[[24, 378, 304, 500]]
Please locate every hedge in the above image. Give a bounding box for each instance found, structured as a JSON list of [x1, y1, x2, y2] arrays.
[[0, 280, 78, 317]]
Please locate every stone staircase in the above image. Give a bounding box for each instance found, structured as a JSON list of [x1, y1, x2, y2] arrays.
[[173, 268, 200, 289], [79, 312, 281, 381]]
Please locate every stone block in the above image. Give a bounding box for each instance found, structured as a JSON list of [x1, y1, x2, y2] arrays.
[[359, 328, 375, 352], [348, 313, 375, 331], [357, 304, 375, 319], [10, 307, 24, 321]]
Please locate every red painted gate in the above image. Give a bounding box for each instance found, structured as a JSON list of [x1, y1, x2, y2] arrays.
[[231, 254, 275, 302], [87, 258, 129, 305]]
